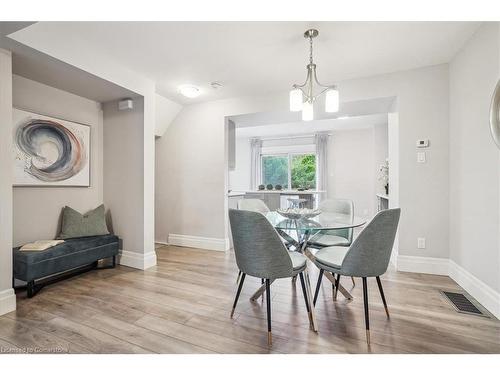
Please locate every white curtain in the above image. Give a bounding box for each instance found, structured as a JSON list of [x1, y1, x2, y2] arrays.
[[250, 138, 263, 190], [315, 132, 329, 202]]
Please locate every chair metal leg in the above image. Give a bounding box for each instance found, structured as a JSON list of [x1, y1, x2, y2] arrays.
[[334, 274, 341, 300], [265, 279, 272, 346], [303, 270, 318, 332], [376, 276, 390, 318], [351, 276, 355, 286], [298, 272, 310, 312], [236, 270, 242, 284], [362, 277, 370, 345], [231, 273, 246, 318], [313, 269, 324, 306], [331, 273, 335, 298]]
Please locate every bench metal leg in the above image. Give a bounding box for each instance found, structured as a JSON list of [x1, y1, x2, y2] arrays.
[[26, 280, 43, 298], [95, 255, 117, 269], [27, 280, 34, 298], [16, 255, 118, 298]]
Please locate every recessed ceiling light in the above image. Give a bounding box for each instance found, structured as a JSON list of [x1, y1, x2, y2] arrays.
[[178, 85, 201, 98]]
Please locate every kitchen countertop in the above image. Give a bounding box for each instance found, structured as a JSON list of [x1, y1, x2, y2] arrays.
[[227, 191, 246, 197], [229, 190, 325, 195]]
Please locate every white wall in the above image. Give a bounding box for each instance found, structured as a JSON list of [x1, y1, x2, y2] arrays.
[[155, 93, 182, 137], [0, 49, 15, 316], [103, 98, 156, 269], [228, 136, 251, 191], [156, 63, 449, 260], [449, 23, 500, 307], [12, 75, 103, 246], [328, 128, 376, 218]]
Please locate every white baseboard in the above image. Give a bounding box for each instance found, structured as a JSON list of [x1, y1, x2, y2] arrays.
[[397, 255, 449, 275], [168, 234, 229, 252], [0, 288, 16, 316], [449, 260, 500, 319], [155, 241, 169, 246], [396, 255, 500, 319], [119, 250, 157, 270]]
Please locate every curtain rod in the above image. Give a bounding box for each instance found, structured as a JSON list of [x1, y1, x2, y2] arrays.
[[259, 133, 332, 142]]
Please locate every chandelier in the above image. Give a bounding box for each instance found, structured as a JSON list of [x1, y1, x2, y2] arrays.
[[290, 29, 339, 121]]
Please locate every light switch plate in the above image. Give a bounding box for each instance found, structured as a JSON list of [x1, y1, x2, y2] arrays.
[[417, 238, 426, 249], [417, 152, 426, 163]]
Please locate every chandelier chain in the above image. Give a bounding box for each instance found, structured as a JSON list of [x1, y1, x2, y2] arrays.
[[309, 36, 313, 65]]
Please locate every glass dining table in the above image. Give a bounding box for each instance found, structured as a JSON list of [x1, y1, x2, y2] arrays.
[[248, 210, 367, 311]]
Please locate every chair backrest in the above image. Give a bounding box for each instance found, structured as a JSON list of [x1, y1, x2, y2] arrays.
[[229, 209, 293, 279], [319, 198, 354, 242], [237, 199, 270, 214], [340, 208, 401, 277]]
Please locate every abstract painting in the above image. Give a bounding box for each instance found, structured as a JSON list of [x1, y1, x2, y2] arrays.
[[13, 109, 90, 186]]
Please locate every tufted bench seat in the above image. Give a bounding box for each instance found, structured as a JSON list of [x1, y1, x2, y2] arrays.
[[13, 234, 120, 297]]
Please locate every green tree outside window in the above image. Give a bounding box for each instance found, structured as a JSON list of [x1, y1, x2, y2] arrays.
[[261, 153, 316, 189], [291, 154, 316, 189]]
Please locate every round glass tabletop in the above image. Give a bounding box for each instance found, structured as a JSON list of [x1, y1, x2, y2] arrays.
[[265, 211, 367, 231]]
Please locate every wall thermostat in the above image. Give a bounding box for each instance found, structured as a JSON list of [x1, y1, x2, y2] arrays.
[[416, 139, 429, 148]]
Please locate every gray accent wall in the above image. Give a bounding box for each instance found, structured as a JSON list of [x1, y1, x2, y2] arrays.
[[102, 98, 146, 259], [12, 75, 103, 246]]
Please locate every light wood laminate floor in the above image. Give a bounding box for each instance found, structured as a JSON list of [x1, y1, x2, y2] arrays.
[[1, 245, 499, 354]]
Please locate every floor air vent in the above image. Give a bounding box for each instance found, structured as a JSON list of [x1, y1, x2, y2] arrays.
[[441, 291, 488, 317]]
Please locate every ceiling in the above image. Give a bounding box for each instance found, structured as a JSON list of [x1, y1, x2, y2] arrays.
[[8, 21, 481, 104], [0, 22, 138, 103], [235, 113, 388, 139]]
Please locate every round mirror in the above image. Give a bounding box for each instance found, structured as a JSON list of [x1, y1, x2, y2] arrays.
[[490, 79, 500, 149]]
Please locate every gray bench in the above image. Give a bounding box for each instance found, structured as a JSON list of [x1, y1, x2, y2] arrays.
[[13, 234, 120, 297]]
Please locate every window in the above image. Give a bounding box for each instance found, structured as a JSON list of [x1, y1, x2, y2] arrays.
[[261, 153, 316, 189], [262, 155, 289, 188], [291, 154, 316, 189]]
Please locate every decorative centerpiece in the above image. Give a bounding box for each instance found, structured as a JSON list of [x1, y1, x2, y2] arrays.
[[277, 208, 321, 220], [266, 184, 274, 190], [275, 184, 282, 190], [258, 184, 265, 191]]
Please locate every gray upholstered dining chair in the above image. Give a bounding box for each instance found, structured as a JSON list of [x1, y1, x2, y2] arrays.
[[235, 199, 270, 285], [308, 198, 356, 286], [311, 208, 400, 345], [228, 209, 315, 346], [308, 198, 354, 248], [235, 198, 296, 284]]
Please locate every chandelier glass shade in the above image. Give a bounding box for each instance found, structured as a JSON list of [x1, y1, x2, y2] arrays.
[[290, 29, 339, 121]]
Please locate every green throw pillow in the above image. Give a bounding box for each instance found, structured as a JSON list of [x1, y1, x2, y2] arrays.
[[58, 204, 110, 239]]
